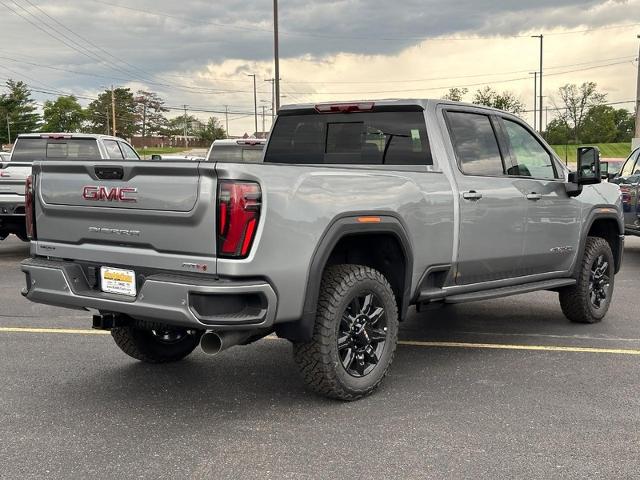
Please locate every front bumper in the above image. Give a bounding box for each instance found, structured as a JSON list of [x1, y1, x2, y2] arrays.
[[21, 257, 278, 330]]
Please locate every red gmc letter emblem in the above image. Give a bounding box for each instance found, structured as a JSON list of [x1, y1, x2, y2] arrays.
[[82, 186, 137, 202]]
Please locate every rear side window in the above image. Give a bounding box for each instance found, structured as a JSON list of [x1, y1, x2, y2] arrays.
[[264, 111, 432, 166], [104, 140, 123, 159], [446, 112, 504, 176], [11, 138, 100, 162], [119, 142, 139, 160]]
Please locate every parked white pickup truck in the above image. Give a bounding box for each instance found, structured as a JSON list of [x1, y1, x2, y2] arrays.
[[1, 133, 140, 241]]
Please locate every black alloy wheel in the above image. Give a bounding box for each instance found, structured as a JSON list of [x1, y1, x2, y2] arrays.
[[338, 292, 388, 377]]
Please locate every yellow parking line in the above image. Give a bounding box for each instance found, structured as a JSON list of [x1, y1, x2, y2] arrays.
[[0, 327, 109, 335], [399, 340, 640, 356], [1, 327, 639, 355]]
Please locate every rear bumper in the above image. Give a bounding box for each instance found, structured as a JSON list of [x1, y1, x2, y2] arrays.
[[21, 257, 278, 330], [0, 194, 25, 216]]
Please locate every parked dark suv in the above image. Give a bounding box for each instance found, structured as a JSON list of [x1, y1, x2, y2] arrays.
[[610, 147, 640, 236]]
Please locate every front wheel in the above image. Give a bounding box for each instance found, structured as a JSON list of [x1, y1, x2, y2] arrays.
[[559, 237, 615, 324], [111, 325, 202, 363], [293, 265, 399, 401]]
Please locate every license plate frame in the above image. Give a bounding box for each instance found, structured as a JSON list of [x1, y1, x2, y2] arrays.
[[100, 266, 137, 297]]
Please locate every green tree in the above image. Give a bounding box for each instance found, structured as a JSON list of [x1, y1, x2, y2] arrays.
[[160, 115, 201, 137], [544, 118, 572, 145], [612, 108, 635, 142], [554, 82, 606, 143], [42, 95, 84, 133], [85, 88, 137, 138], [580, 105, 617, 144], [134, 90, 168, 137], [442, 87, 468, 102], [472, 86, 525, 114], [197, 117, 226, 144], [0, 79, 41, 144]]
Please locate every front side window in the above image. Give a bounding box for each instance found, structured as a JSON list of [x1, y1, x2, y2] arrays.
[[265, 110, 432, 166], [503, 119, 556, 179], [618, 150, 639, 178], [446, 111, 504, 176], [104, 140, 123, 159]]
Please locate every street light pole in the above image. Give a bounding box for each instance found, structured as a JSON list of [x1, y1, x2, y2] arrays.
[[273, 0, 280, 113], [248, 74, 258, 135], [224, 105, 229, 139], [530, 72, 538, 131], [265, 78, 275, 123], [531, 35, 544, 135]]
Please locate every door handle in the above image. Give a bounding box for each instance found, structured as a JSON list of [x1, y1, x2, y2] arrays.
[[462, 191, 483, 201], [526, 193, 542, 201]]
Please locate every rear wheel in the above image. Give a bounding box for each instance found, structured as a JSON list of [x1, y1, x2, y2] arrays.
[[111, 325, 202, 363], [293, 265, 398, 401], [559, 237, 615, 324]]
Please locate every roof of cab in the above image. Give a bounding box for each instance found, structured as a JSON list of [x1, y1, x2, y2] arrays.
[[213, 138, 266, 146], [17, 133, 125, 141], [278, 99, 509, 115]]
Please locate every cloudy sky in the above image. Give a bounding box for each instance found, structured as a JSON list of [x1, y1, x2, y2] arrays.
[[1, 0, 639, 136]]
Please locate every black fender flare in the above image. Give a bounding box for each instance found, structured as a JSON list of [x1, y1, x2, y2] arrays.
[[276, 212, 414, 342], [572, 208, 624, 276]]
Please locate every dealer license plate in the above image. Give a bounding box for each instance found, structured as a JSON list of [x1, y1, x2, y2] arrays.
[[100, 267, 136, 297]]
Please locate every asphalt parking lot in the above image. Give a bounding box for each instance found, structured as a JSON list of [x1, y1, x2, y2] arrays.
[[1, 236, 639, 479]]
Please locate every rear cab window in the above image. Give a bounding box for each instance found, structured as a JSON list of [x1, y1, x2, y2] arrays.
[[12, 137, 100, 162], [264, 105, 432, 166], [445, 111, 505, 176], [209, 143, 265, 163]]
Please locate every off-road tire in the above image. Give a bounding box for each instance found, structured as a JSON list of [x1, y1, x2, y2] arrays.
[[111, 326, 202, 363], [293, 265, 399, 401], [559, 236, 615, 324]]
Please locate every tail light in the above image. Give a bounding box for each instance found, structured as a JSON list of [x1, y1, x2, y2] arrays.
[[315, 102, 375, 113], [25, 175, 36, 240], [217, 181, 261, 258]]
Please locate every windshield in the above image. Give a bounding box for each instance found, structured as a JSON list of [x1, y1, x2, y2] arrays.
[[264, 110, 432, 166], [11, 138, 101, 162]]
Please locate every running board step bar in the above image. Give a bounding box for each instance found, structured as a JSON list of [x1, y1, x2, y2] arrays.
[[442, 279, 577, 304]]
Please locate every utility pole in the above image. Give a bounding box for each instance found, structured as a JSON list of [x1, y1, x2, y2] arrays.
[[224, 105, 229, 139], [105, 107, 110, 135], [261, 105, 266, 134], [532, 35, 544, 135], [111, 85, 117, 136], [273, 0, 280, 112], [248, 74, 258, 135], [183, 105, 189, 149], [6, 114, 10, 144], [530, 72, 538, 131], [634, 34, 640, 149]]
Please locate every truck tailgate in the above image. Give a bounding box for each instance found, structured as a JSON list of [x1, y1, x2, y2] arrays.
[[33, 161, 218, 266], [0, 163, 31, 197]]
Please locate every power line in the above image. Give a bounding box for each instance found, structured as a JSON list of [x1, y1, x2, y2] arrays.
[[281, 59, 634, 96], [80, 1, 640, 42]]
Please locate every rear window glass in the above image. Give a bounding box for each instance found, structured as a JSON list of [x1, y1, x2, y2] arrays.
[[264, 111, 432, 166], [209, 145, 264, 163], [12, 138, 100, 162]]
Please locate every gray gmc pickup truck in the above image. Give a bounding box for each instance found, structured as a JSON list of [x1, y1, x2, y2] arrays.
[[21, 100, 623, 400]]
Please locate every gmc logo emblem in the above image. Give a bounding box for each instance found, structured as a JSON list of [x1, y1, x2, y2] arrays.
[[83, 186, 138, 202]]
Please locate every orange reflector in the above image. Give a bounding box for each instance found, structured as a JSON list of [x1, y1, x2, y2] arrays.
[[357, 216, 381, 223]]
